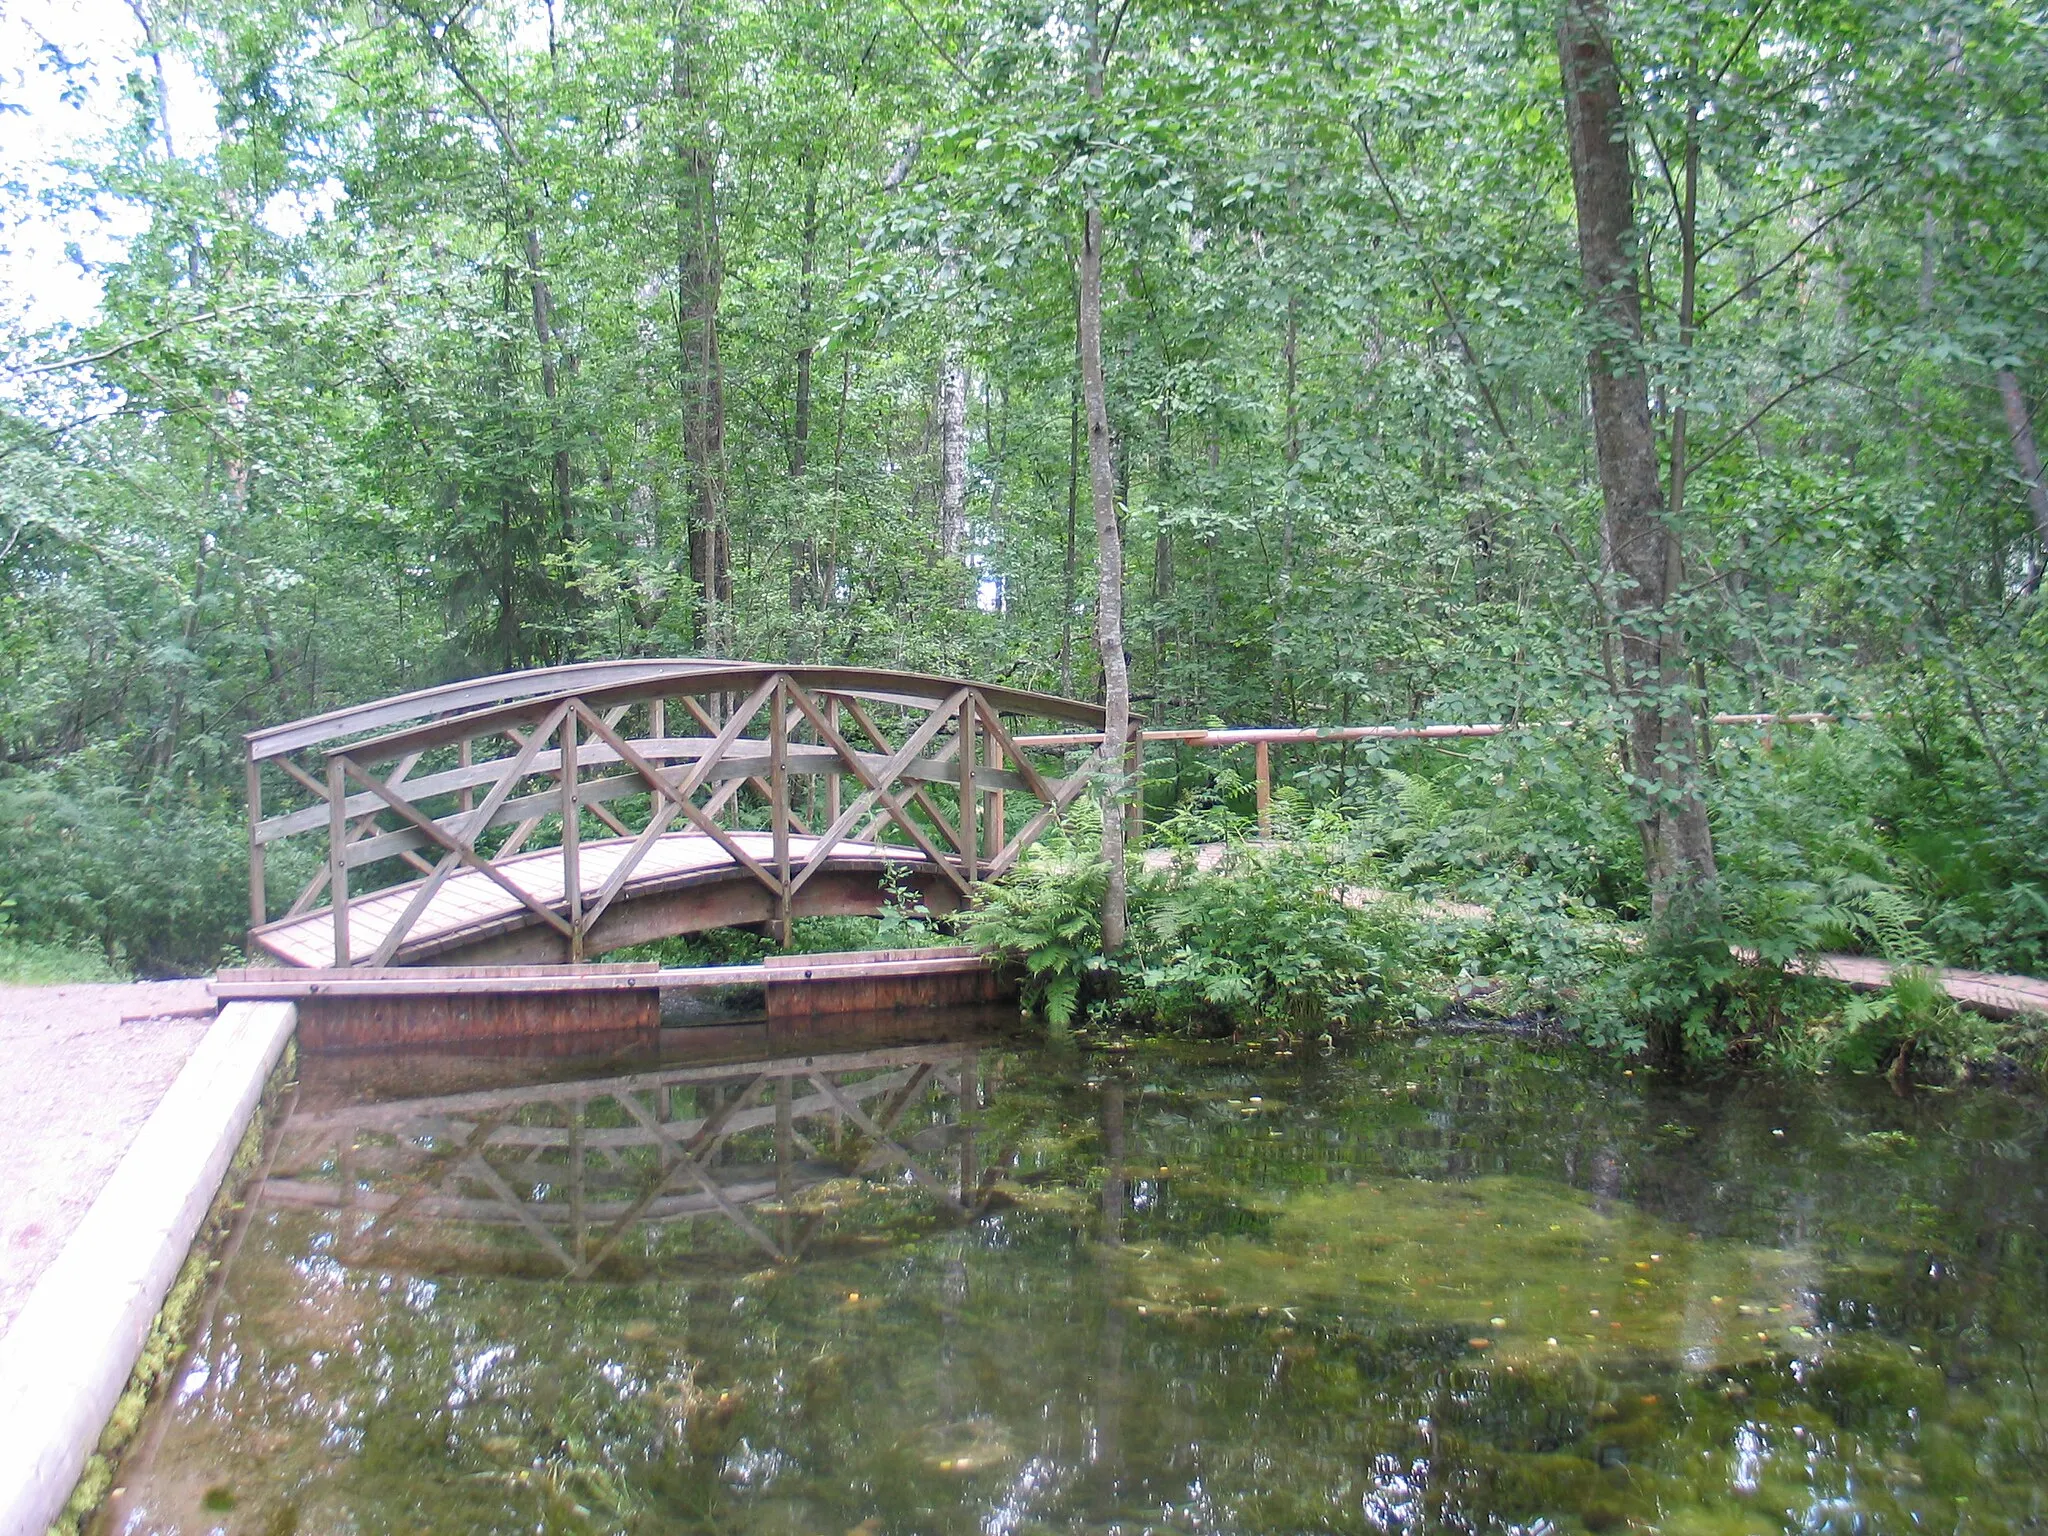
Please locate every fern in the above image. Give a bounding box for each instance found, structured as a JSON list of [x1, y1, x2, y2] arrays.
[[1379, 768, 1448, 832]]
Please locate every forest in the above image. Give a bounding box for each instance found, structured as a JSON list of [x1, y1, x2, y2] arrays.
[[2, 0, 2045, 1066]]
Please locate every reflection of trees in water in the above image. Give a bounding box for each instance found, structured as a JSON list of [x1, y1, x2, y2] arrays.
[[133, 1037, 2048, 1535], [263, 1044, 1011, 1276]]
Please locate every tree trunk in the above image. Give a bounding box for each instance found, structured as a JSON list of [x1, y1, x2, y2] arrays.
[[789, 172, 819, 629], [1060, 372, 1081, 700], [1272, 289, 1300, 720], [938, 345, 969, 559], [523, 226, 575, 611], [1080, 0, 1130, 953], [674, 21, 729, 653], [1993, 369, 2048, 590], [1557, 0, 1717, 937]]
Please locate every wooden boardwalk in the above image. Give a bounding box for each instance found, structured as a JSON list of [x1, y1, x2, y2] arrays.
[[1791, 953, 2048, 1019], [253, 831, 932, 968]]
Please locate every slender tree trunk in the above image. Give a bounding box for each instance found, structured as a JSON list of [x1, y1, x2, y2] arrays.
[[1557, 0, 1717, 941], [1080, 0, 1129, 952], [674, 21, 730, 652], [937, 347, 969, 560], [524, 226, 575, 620], [1059, 373, 1081, 700], [1272, 289, 1300, 720], [1458, 421, 1497, 601], [1993, 370, 2048, 590], [789, 172, 820, 633]]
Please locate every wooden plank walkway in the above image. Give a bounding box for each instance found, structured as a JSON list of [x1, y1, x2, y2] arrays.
[[253, 831, 931, 968], [1790, 954, 2048, 1019]]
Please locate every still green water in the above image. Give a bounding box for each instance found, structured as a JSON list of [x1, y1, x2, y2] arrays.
[[117, 1031, 2047, 1535]]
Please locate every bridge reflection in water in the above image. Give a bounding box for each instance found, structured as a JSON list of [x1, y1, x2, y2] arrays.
[[263, 1042, 1010, 1277]]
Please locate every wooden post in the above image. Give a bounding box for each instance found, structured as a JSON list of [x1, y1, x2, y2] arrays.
[[827, 697, 842, 827], [458, 738, 473, 815], [327, 755, 351, 967], [246, 754, 266, 932], [562, 711, 582, 962], [771, 677, 791, 942], [984, 702, 1004, 865], [775, 1074, 792, 1202], [1125, 723, 1145, 853], [1254, 739, 1272, 837], [570, 1097, 587, 1268], [957, 694, 977, 883]]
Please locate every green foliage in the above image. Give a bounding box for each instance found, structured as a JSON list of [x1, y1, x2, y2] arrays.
[[1126, 841, 1430, 1035], [0, 902, 127, 983], [967, 831, 1108, 1028], [2, 0, 2046, 1010], [0, 764, 255, 976], [974, 817, 1437, 1038]]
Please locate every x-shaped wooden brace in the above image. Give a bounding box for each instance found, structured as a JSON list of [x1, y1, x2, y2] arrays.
[[783, 685, 973, 900], [573, 675, 784, 936], [338, 701, 574, 965], [806, 1067, 965, 1215], [575, 1074, 783, 1271]]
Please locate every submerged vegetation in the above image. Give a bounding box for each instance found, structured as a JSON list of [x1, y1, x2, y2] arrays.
[[116, 1034, 2048, 1533]]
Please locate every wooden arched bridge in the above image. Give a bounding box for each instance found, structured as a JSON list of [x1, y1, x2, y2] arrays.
[[244, 660, 1113, 969]]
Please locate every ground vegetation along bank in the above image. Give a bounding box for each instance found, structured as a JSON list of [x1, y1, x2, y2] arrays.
[[2, 0, 2044, 1060]]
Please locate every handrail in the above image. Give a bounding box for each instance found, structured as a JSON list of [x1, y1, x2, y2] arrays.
[[1011, 711, 1837, 749], [328, 663, 1105, 769], [244, 658, 729, 761], [1015, 710, 1841, 836]]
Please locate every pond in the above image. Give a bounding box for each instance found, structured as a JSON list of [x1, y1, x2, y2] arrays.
[[107, 1025, 2047, 1535]]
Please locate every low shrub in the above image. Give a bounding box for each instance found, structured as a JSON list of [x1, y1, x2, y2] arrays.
[[971, 813, 1442, 1039], [0, 763, 251, 977]]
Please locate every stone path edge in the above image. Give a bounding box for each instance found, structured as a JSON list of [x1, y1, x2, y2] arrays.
[[0, 1000, 296, 1536]]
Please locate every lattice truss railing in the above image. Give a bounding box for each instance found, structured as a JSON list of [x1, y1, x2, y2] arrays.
[[244, 663, 1112, 966], [261, 1047, 1009, 1275]]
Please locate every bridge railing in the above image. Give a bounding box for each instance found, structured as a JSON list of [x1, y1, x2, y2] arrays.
[[1017, 712, 1839, 836], [245, 663, 1113, 967]]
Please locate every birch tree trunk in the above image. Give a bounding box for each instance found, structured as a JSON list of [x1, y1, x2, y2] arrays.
[[1080, 0, 1130, 952], [1557, 0, 1718, 940], [938, 345, 969, 559]]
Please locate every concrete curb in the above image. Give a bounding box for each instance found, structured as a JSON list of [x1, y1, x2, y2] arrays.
[[0, 1000, 296, 1536]]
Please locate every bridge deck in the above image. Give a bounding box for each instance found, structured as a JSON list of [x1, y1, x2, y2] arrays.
[[253, 831, 931, 969]]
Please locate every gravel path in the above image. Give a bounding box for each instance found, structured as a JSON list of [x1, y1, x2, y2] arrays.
[[0, 981, 214, 1340]]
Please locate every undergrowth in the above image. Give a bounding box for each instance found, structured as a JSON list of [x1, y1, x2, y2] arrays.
[[970, 797, 2044, 1080]]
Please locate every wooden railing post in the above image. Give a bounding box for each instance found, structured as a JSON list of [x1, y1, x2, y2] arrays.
[[246, 754, 266, 932], [770, 675, 791, 943], [958, 693, 978, 883], [984, 701, 1003, 865], [826, 697, 842, 827], [1125, 723, 1145, 852], [327, 755, 351, 966], [1254, 739, 1272, 837], [562, 710, 582, 961]]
